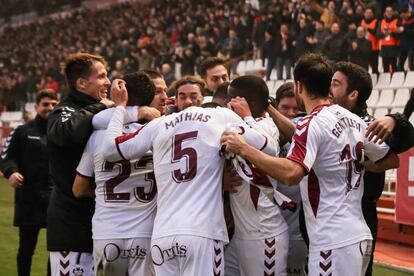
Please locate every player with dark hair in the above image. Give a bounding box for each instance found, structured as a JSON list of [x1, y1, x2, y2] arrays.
[[172, 76, 206, 111], [221, 53, 399, 276], [274, 82, 301, 120], [101, 76, 278, 276], [47, 52, 115, 276], [330, 61, 414, 276], [141, 70, 168, 114], [0, 90, 58, 276], [199, 57, 229, 95], [73, 71, 159, 275], [223, 75, 289, 276]]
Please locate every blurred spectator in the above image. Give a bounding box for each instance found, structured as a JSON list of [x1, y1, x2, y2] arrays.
[[294, 18, 312, 61], [311, 0, 340, 29], [323, 22, 349, 63], [262, 31, 278, 81], [199, 57, 229, 95], [161, 63, 176, 87], [361, 8, 381, 73], [175, 47, 196, 76], [349, 26, 372, 70], [276, 24, 294, 80], [377, 6, 403, 72], [398, 6, 414, 71], [308, 20, 329, 53]]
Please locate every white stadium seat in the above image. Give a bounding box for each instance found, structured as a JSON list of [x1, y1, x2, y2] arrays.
[[388, 72, 405, 89], [244, 59, 255, 74], [390, 107, 404, 114], [374, 108, 389, 118], [236, 60, 247, 75], [274, 80, 284, 93], [0, 111, 23, 122], [391, 89, 410, 108], [370, 73, 378, 88], [270, 69, 277, 80], [402, 71, 414, 88], [266, 80, 275, 95], [376, 89, 394, 108], [25, 102, 36, 112], [366, 89, 379, 108], [374, 73, 391, 89], [253, 59, 265, 72]]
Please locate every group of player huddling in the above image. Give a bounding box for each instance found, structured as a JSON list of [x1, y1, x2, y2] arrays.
[[69, 53, 399, 276]]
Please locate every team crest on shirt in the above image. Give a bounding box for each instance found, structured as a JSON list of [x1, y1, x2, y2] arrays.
[[72, 266, 84, 276]]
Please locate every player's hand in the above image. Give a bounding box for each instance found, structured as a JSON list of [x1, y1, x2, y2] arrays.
[[8, 172, 24, 188], [110, 79, 128, 106], [223, 169, 243, 193], [221, 131, 248, 156], [366, 116, 395, 144], [138, 106, 161, 121], [228, 97, 252, 118], [100, 98, 115, 108]]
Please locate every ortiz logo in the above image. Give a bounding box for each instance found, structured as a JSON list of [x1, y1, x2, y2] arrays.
[[152, 243, 188, 266], [103, 243, 147, 262]]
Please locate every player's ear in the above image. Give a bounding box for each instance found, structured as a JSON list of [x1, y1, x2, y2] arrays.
[[348, 90, 359, 101], [76, 78, 87, 91]]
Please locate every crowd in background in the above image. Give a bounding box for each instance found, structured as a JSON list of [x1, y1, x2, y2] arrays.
[[0, 0, 414, 111]]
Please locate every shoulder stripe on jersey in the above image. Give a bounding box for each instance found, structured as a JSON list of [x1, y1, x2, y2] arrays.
[[114, 125, 146, 160], [76, 171, 94, 179], [308, 169, 320, 217]]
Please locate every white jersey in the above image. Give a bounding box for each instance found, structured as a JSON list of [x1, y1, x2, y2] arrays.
[[230, 116, 288, 240], [76, 123, 157, 240], [287, 104, 390, 252], [103, 106, 277, 244]]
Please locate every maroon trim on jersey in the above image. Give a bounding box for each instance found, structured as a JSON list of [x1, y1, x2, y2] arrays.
[[259, 136, 268, 151], [241, 159, 273, 188], [114, 125, 146, 160], [264, 238, 276, 276], [310, 103, 333, 114], [319, 250, 332, 274], [75, 171, 94, 179], [308, 169, 320, 217], [213, 241, 223, 276], [250, 185, 261, 210]]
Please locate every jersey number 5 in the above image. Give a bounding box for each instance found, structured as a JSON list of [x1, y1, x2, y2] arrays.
[[171, 131, 198, 183]]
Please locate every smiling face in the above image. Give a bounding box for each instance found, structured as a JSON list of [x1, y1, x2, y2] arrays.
[[176, 83, 204, 111], [36, 97, 58, 119], [150, 77, 168, 114], [81, 61, 111, 100], [206, 65, 229, 93]]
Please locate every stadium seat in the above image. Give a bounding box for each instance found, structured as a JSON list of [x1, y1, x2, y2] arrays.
[[402, 71, 414, 88], [245, 59, 255, 74], [366, 89, 379, 108], [0, 111, 23, 122], [274, 80, 284, 93], [374, 108, 389, 118], [266, 80, 275, 94], [390, 107, 404, 114], [374, 73, 391, 89], [388, 72, 405, 89], [391, 89, 410, 108], [376, 89, 394, 108], [24, 102, 36, 112], [370, 73, 378, 88], [253, 59, 265, 72], [270, 69, 277, 80], [236, 60, 247, 75]]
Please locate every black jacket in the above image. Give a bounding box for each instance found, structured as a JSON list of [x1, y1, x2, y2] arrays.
[[46, 90, 106, 252], [0, 115, 51, 227], [359, 110, 414, 201], [322, 33, 349, 62], [348, 38, 372, 70]]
